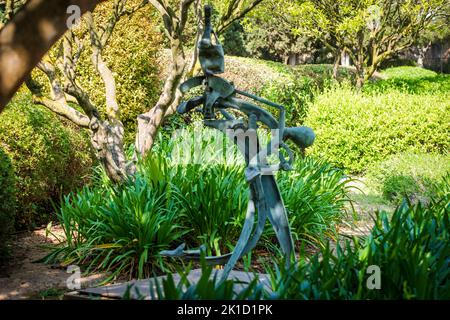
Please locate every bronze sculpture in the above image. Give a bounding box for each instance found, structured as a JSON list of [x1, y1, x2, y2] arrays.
[[161, 5, 315, 284]]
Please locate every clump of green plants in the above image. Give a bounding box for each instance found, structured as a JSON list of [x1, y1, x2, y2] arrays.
[[172, 164, 247, 256], [0, 92, 93, 229], [43, 175, 187, 281], [279, 157, 353, 246], [268, 194, 450, 299], [367, 153, 450, 204], [0, 148, 16, 264]]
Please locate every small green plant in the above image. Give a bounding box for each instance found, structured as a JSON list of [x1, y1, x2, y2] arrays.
[[0, 148, 16, 264]]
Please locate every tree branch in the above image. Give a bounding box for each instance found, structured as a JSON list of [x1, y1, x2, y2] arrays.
[[25, 77, 90, 128], [217, 0, 264, 34], [86, 11, 120, 121]]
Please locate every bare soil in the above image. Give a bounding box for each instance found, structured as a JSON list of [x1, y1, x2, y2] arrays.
[[0, 225, 104, 300]]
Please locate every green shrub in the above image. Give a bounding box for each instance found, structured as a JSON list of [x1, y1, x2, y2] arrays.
[[220, 56, 291, 93], [279, 157, 353, 246], [268, 195, 450, 299], [305, 84, 450, 173], [367, 153, 450, 203], [379, 66, 437, 79], [259, 76, 316, 125], [0, 93, 93, 229], [0, 148, 16, 264]]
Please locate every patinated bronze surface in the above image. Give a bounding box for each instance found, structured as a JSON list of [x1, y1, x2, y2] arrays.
[[161, 5, 315, 283]]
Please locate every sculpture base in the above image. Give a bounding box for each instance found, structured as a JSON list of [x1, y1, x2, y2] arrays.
[[64, 269, 271, 300]]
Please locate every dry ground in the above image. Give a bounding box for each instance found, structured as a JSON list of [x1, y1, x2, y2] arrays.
[[0, 226, 104, 300]]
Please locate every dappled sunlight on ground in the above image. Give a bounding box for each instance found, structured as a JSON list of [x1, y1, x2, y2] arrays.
[[0, 225, 105, 300]]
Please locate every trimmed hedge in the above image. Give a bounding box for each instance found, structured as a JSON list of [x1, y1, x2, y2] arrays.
[[0, 93, 94, 229], [304, 84, 450, 173], [0, 148, 16, 264]]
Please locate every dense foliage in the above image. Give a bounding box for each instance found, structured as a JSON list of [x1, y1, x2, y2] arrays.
[[0, 148, 16, 264], [269, 193, 450, 299], [153, 193, 450, 300], [0, 93, 94, 229]]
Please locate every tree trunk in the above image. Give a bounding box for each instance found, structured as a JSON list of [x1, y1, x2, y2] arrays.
[[332, 51, 341, 79], [417, 42, 431, 68], [341, 50, 350, 67], [355, 56, 365, 88], [287, 53, 297, 66], [356, 74, 364, 88], [90, 117, 133, 183]]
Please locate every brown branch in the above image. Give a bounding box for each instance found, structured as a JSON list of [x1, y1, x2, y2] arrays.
[[178, 0, 195, 33]]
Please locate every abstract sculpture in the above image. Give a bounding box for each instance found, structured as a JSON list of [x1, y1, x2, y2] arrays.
[[161, 5, 315, 283]]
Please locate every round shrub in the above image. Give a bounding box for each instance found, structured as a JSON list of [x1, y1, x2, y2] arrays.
[[0, 92, 94, 229], [0, 148, 16, 264], [304, 84, 450, 173]]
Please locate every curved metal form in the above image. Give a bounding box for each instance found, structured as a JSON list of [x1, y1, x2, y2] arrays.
[[160, 5, 316, 284]]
